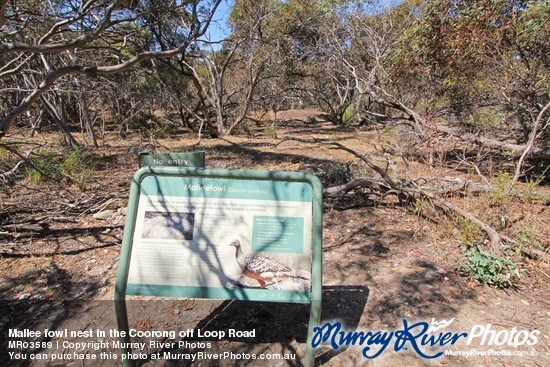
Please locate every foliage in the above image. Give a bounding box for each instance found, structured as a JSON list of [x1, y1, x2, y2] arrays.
[[454, 216, 484, 245], [147, 123, 176, 140], [0, 0, 222, 140], [340, 104, 357, 127], [515, 223, 540, 247], [460, 244, 520, 288], [1, 0, 548, 146], [487, 172, 513, 207], [316, 161, 353, 186], [26, 148, 96, 189], [468, 109, 504, 130], [521, 169, 547, 204], [59, 148, 96, 189], [389, 0, 549, 137], [26, 151, 60, 184], [263, 122, 277, 137]]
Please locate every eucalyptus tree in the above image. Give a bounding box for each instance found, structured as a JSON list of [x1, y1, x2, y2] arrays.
[[389, 0, 549, 142], [226, 0, 421, 128], [0, 0, 222, 143], [307, 0, 427, 129], [169, 0, 298, 137], [225, 0, 327, 131]]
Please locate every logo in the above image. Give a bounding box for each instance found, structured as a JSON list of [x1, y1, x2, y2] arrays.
[[427, 318, 455, 333], [311, 319, 539, 360], [466, 324, 539, 346]]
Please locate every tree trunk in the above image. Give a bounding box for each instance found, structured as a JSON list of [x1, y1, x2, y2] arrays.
[[74, 76, 98, 147], [40, 93, 79, 147]]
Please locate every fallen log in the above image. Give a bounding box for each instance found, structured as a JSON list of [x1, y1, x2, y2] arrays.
[[323, 178, 391, 195], [434, 125, 550, 159], [323, 178, 503, 256], [288, 137, 505, 255], [409, 187, 502, 256]]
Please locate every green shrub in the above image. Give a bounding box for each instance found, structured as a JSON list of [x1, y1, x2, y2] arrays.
[[59, 148, 96, 189], [26, 148, 96, 189], [468, 110, 504, 130], [340, 104, 357, 127], [487, 172, 512, 207], [459, 244, 519, 288], [144, 122, 176, 139], [454, 217, 483, 245], [264, 122, 277, 137], [521, 168, 547, 204], [317, 161, 352, 186], [26, 151, 60, 184], [128, 113, 153, 130]]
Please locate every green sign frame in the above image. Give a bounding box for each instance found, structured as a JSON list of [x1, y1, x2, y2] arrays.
[[114, 166, 323, 367]]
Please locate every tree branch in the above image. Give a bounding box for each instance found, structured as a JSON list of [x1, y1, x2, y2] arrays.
[[0, 0, 126, 55], [511, 100, 550, 185], [435, 125, 550, 159], [280, 137, 504, 255], [0, 0, 222, 139]]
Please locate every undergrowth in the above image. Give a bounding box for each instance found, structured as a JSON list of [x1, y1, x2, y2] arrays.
[[459, 244, 520, 288], [27, 148, 96, 189]]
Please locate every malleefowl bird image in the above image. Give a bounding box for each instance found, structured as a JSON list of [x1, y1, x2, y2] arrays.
[[229, 239, 308, 288]]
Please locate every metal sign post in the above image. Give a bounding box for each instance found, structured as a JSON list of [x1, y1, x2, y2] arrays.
[[114, 164, 322, 367]]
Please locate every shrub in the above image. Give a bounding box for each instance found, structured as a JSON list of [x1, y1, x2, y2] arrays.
[[487, 172, 512, 207], [459, 244, 519, 288], [26, 148, 96, 189], [26, 151, 60, 184], [317, 161, 352, 186], [59, 148, 96, 189], [340, 104, 357, 127]]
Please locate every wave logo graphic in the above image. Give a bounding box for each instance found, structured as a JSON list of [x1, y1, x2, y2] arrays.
[[427, 318, 455, 334]]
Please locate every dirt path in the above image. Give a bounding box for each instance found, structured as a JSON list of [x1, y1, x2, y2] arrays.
[[1, 111, 548, 366]]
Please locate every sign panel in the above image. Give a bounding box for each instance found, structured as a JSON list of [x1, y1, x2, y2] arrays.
[[138, 151, 206, 168], [126, 174, 313, 303]]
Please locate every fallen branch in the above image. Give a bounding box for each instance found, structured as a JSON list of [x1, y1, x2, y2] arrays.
[[410, 187, 502, 256], [434, 125, 550, 160], [323, 178, 391, 195], [279, 136, 504, 255], [324, 140, 401, 190], [0, 143, 44, 182]]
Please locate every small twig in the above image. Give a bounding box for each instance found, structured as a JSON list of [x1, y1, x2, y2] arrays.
[[502, 235, 550, 264]]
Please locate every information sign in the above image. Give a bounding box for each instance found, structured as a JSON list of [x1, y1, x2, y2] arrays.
[[126, 174, 313, 302], [114, 166, 322, 367]]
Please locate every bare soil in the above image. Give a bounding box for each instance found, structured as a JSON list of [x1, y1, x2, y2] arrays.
[[1, 110, 549, 366]]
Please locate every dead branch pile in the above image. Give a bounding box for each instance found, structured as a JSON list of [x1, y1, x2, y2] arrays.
[[279, 136, 549, 263]]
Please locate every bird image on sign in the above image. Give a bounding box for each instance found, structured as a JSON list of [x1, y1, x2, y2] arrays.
[[229, 239, 310, 290]]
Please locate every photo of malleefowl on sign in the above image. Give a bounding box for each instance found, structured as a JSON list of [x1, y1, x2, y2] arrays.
[[227, 239, 311, 290]]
